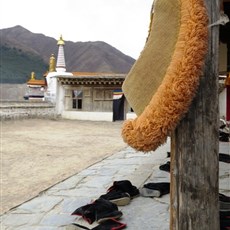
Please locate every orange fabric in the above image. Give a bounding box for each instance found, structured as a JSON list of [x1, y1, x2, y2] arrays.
[[225, 73, 230, 86], [121, 0, 208, 152]]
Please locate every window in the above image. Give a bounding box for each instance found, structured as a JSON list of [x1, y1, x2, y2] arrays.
[[72, 90, 83, 109]]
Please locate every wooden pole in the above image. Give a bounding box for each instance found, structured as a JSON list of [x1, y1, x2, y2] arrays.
[[170, 0, 220, 229]]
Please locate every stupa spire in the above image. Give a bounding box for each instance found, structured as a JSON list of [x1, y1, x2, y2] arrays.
[[56, 35, 66, 72]]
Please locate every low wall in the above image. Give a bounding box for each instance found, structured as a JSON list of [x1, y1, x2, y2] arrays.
[[1, 84, 27, 101], [62, 111, 137, 122], [0, 101, 137, 121], [62, 111, 113, 121], [0, 101, 56, 120]]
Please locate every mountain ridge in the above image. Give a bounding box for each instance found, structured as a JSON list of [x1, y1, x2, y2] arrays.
[[0, 25, 135, 83]]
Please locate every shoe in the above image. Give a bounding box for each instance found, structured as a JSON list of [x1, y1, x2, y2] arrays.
[[220, 220, 230, 230], [100, 190, 131, 206], [72, 202, 94, 217], [100, 180, 139, 206], [92, 219, 126, 230], [167, 152, 171, 158], [140, 187, 161, 197], [159, 161, 170, 172], [219, 131, 230, 142], [219, 153, 230, 163], [140, 182, 170, 197], [220, 193, 230, 211], [71, 198, 123, 224], [220, 210, 230, 220], [220, 211, 230, 230], [70, 218, 127, 230], [67, 217, 98, 230]]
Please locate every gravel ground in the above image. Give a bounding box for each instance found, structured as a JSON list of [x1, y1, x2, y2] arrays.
[[1, 118, 126, 214]]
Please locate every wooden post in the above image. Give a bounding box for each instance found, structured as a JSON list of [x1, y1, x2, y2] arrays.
[[170, 0, 220, 229]]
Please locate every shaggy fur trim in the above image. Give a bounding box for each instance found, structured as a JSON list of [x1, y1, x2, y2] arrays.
[[122, 0, 209, 152]]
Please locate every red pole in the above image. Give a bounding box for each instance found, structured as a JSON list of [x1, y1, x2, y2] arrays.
[[227, 86, 230, 121], [225, 74, 230, 121]]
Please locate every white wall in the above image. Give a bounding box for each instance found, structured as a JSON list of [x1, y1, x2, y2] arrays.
[[56, 83, 65, 115], [62, 111, 113, 121], [219, 88, 227, 119], [62, 111, 137, 122]]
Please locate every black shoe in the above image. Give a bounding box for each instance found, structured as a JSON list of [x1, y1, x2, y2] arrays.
[[220, 210, 230, 220], [159, 161, 170, 172], [220, 193, 230, 211], [219, 153, 230, 163], [72, 202, 93, 217], [220, 210, 230, 230], [140, 182, 170, 197], [100, 180, 139, 206], [71, 198, 122, 224], [111, 180, 140, 198], [70, 218, 127, 230], [219, 131, 230, 142], [92, 219, 126, 230], [100, 189, 131, 206]]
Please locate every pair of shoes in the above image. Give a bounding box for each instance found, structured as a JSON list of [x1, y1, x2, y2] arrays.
[[70, 218, 127, 230], [159, 161, 170, 172], [100, 180, 139, 206], [140, 182, 170, 197], [220, 210, 230, 230], [220, 193, 230, 211], [71, 198, 123, 224]]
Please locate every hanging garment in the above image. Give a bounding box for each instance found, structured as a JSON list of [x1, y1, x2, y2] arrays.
[[121, 0, 208, 152]]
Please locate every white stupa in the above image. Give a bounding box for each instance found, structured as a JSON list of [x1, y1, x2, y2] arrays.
[[45, 35, 73, 103]]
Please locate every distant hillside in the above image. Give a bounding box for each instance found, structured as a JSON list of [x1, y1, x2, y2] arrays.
[[0, 26, 135, 83], [0, 44, 48, 83]]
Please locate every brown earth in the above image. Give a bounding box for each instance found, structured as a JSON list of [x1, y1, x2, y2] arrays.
[[1, 118, 126, 214]]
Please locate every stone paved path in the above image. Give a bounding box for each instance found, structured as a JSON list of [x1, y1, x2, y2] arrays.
[[0, 140, 229, 229]]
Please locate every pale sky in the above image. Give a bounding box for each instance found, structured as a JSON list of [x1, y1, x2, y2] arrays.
[[0, 0, 153, 59]]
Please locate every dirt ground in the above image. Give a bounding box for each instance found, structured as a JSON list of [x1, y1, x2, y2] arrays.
[[1, 118, 126, 214]]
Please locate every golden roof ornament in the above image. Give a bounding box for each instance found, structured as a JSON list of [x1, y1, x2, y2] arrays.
[[57, 35, 65, 46], [49, 54, 56, 72], [30, 72, 36, 80]]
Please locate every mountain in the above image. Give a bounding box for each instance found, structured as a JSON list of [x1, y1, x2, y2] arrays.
[[0, 25, 135, 83]]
